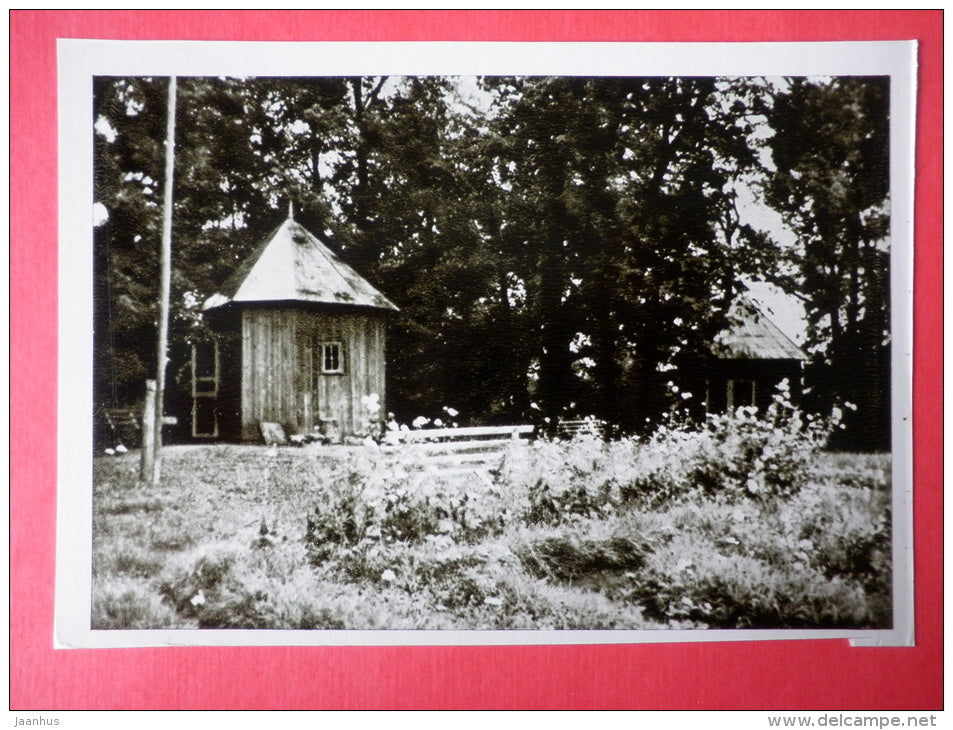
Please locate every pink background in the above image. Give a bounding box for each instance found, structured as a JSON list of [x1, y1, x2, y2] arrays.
[[10, 10, 943, 710]]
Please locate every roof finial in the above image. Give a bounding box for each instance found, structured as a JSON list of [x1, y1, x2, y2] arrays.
[[288, 200, 295, 220]]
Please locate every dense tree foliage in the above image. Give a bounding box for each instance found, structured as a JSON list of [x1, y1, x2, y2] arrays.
[[92, 74, 892, 449], [485, 77, 779, 432], [763, 77, 890, 450]]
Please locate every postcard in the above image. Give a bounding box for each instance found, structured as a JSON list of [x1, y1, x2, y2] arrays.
[[55, 38, 916, 649]]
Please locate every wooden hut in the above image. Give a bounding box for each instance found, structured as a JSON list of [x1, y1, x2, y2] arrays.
[[197, 210, 398, 441], [699, 296, 806, 413]]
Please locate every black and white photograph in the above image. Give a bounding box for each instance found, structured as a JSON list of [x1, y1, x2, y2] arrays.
[[57, 41, 915, 646]]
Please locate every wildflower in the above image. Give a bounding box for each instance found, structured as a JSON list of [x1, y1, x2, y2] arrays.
[[190, 591, 206, 607], [380, 569, 397, 583], [412, 416, 430, 429], [115, 444, 128, 454], [437, 519, 454, 534], [433, 418, 444, 428], [443, 406, 459, 418], [362, 394, 381, 418], [104, 448, 115, 456]]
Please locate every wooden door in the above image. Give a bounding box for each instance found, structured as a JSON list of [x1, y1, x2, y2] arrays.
[[191, 339, 219, 438]]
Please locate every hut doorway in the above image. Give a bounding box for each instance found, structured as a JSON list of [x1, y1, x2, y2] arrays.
[[727, 379, 756, 410], [302, 332, 346, 441], [191, 339, 219, 438]]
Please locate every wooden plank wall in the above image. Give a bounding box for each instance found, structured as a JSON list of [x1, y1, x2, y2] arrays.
[[241, 307, 386, 440], [241, 308, 296, 440]]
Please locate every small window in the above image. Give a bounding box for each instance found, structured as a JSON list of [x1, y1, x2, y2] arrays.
[[321, 342, 344, 374]]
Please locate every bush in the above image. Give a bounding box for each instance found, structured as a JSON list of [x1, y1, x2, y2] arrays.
[[292, 406, 888, 631], [498, 437, 634, 523], [633, 385, 841, 501], [494, 386, 843, 518], [91, 425, 890, 630], [306, 447, 511, 555]]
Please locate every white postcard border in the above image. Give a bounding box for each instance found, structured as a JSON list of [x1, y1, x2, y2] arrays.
[[55, 39, 917, 649]]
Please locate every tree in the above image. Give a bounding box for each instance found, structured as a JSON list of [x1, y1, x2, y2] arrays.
[[486, 76, 770, 432], [346, 76, 519, 422], [93, 76, 331, 431], [92, 74, 790, 439], [764, 76, 890, 451], [93, 77, 168, 414]]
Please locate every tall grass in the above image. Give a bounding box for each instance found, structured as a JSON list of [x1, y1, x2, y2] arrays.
[[92, 415, 891, 631]]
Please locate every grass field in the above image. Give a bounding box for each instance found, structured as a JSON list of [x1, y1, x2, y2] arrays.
[[91, 433, 892, 632]]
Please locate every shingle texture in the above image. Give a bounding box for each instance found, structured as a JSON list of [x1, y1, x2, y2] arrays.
[[203, 216, 398, 312], [712, 296, 805, 361]]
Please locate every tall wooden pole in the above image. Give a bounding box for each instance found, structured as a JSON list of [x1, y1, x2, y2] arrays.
[[152, 75, 177, 484], [140, 380, 156, 481]]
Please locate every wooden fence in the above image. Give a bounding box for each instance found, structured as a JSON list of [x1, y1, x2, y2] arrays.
[[381, 425, 534, 484], [556, 418, 606, 439]]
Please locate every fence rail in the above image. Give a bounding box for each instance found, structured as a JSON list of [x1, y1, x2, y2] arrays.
[[394, 424, 535, 442], [556, 418, 606, 439], [381, 425, 534, 484]]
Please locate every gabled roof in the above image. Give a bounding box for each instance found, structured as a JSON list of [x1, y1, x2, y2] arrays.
[[203, 214, 398, 312], [712, 296, 806, 361]]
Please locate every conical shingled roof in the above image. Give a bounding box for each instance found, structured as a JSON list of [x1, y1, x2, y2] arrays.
[[712, 296, 805, 361], [203, 214, 398, 312]]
